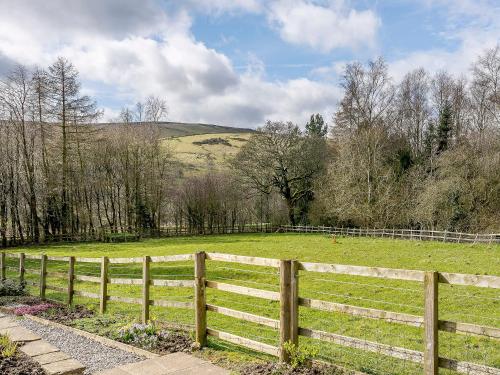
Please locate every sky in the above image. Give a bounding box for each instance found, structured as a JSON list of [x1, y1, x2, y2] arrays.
[[0, 0, 499, 128]]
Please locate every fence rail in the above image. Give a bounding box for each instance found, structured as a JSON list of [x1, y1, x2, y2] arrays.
[[1, 250, 499, 375], [279, 225, 500, 244]]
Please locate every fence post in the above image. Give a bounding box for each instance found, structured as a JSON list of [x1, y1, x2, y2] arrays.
[[424, 271, 438, 375], [99, 256, 109, 314], [142, 256, 151, 323], [19, 253, 25, 282], [67, 256, 75, 305], [39, 254, 47, 299], [194, 251, 207, 348], [0, 252, 5, 280], [280, 259, 292, 363], [290, 260, 299, 346]]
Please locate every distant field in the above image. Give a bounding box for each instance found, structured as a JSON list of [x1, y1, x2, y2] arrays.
[[6, 234, 500, 374], [166, 132, 252, 172], [98, 121, 254, 138]]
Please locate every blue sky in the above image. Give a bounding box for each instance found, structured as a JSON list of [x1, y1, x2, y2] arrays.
[[0, 0, 498, 127]]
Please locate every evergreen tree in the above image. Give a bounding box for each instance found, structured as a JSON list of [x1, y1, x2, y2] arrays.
[[305, 114, 328, 137], [436, 102, 452, 154]]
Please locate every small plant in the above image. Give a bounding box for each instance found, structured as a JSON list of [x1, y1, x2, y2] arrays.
[[0, 334, 18, 358], [283, 341, 319, 369], [0, 279, 27, 297], [13, 303, 55, 316], [118, 322, 161, 349]]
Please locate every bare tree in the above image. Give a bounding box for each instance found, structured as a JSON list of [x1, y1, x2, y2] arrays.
[[144, 96, 167, 122], [232, 121, 326, 225]]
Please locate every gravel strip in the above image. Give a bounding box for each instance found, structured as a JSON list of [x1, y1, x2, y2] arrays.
[[18, 318, 145, 374]]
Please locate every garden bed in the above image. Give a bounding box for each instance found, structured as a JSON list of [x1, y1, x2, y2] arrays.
[[0, 334, 45, 375], [243, 362, 352, 375]]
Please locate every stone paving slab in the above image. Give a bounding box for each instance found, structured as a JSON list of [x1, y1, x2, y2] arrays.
[[33, 351, 71, 365], [0, 325, 41, 342], [0, 314, 85, 374], [0, 316, 19, 329], [95, 352, 230, 375], [20, 339, 60, 356], [43, 358, 86, 375]]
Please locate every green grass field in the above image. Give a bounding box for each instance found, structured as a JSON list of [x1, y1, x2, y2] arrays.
[[4, 234, 500, 374]]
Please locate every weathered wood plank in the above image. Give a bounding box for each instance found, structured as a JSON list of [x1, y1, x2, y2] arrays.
[[290, 260, 299, 346], [299, 297, 424, 326], [206, 280, 280, 301], [151, 279, 194, 288], [424, 271, 438, 375], [24, 254, 41, 260], [108, 257, 143, 264], [107, 295, 142, 304], [438, 320, 500, 340], [142, 256, 151, 323], [438, 272, 500, 289], [299, 327, 423, 363], [68, 257, 75, 306], [280, 259, 292, 363], [46, 256, 70, 262], [194, 251, 207, 347], [108, 277, 142, 285], [39, 255, 47, 300], [149, 254, 194, 263], [439, 357, 500, 375], [298, 262, 425, 282], [73, 290, 100, 299], [206, 304, 280, 329], [207, 328, 279, 357], [99, 257, 109, 314], [75, 257, 101, 263], [75, 275, 101, 283], [206, 252, 281, 268], [150, 300, 194, 309]]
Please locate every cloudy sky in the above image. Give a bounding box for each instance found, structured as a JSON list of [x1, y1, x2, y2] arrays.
[[0, 0, 499, 127]]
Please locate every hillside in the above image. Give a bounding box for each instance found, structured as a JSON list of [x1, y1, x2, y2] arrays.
[[99, 121, 254, 138], [166, 132, 252, 173]]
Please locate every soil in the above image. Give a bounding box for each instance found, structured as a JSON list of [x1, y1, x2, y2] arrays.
[[0, 349, 46, 375], [242, 362, 349, 375], [154, 329, 193, 354], [36, 304, 95, 324]]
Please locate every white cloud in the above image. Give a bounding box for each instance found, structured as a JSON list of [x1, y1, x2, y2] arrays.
[[0, 0, 341, 127], [267, 0, 380, 53]]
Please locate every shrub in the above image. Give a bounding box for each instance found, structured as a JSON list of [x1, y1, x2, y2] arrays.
[[283, 341, 319, 369], [13, 303, 55, 316], [0, 334, 17, 358], [0, 280, 27, 297]]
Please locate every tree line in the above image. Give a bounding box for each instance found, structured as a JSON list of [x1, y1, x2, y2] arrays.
[[0, 47, 499, 246]]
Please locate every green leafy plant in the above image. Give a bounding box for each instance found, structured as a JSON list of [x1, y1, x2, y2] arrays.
[[283, 341, 319, 369], [0, 334, 18, 358], [0, 279, 27, 297]]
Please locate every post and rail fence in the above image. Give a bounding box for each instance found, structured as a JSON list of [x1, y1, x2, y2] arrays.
[[1, 250, 499, 375], [3, 224, 499, 248]]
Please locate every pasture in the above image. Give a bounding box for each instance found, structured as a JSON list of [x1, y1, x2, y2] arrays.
[[4, 234, 500, 374]]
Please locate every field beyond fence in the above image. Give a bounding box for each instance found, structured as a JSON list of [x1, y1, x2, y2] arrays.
[[1, 249, 499, 375], [3, 224, 499, 248]]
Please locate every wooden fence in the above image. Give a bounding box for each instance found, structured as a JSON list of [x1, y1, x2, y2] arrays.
[[1, 251, 499, 375], [279, 225, 500, 244]]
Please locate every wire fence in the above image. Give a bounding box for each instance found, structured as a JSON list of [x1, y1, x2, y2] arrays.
[[1, 251, 499, 375]]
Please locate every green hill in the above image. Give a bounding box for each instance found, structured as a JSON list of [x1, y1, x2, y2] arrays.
[[99, 121, 254, 138]]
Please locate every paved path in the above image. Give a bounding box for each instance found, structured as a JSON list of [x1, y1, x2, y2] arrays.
[[0, 313, 85, 375], [1, 313, 229, 375], [95, 352, 230, 375]]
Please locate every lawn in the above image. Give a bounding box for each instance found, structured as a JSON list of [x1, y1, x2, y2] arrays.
[[4, 234, 500, 374]]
